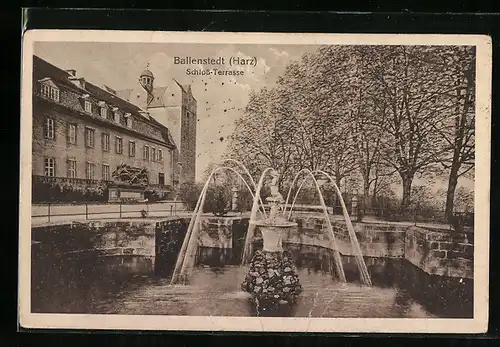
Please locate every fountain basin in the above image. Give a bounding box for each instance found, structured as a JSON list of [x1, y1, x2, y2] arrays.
[[250, 220, 298, 253]]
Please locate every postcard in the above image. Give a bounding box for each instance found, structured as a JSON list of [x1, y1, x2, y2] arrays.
[[19, 30, 491, 333]]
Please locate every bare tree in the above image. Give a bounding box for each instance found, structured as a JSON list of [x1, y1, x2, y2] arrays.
[[434, 46, 475, 219], [227, 44, 473, 218], [371, 159, 398, 204], [226, 87, 299, 189], [365, 46, 453, 212], [291, 47, 358, 186]]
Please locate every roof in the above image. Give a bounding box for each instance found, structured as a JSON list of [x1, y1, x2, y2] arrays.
[[32, 55, 176, 148], [115, 79, 195, 108], [140, 69, 154, 78], [115, 86, 171, 108], [173, 79, 189, 93], [33, 56, 86, 94], [148, 87, 168, 108]]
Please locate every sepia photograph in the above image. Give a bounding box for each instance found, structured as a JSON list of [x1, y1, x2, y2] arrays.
[[18, 31, 491, 333]]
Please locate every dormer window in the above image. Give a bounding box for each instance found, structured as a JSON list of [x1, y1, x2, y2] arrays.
[[84, 100, 92, 113], [98, 101, 107, 118], [114, 112, 120, 123], [40, 81, 59, 102], [124, 113, 132, 128]]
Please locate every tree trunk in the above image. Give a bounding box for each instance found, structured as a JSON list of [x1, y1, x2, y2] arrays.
[[372, 176, 379, 203], [334, 173, 342, 190], [445, 163, 460, 220], [400, 172, 414, 213], [363, 180, 371, 213]]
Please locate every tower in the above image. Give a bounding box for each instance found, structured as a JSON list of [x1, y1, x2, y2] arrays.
[[139, 65, 155, 106], [116, 65, 197, 184], [139, 64, 154, 92]]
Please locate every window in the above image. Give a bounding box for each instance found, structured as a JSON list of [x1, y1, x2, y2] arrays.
[[85, 127, 95, 148], [44, 118, 54, 139], [143, 145, 150, 160], [129, 141, 135, 157], [102, 133, 110, 151], [102, 164, 110, 181], [44, 157, 55, 177], [86, 162, 95, 180], [40, 83, 59, 102], [158, 173, 165, 186], [158, 149, 163, 162], [126, 117, 133, 128], [114, 113, 120, 123], [115, 137, 123, 154], [100, 108, 107, 118], [84, 100, 92, 113], [151, 148, 156, 162], [67, 159, 76, 178], [67, 124, 76, 144]]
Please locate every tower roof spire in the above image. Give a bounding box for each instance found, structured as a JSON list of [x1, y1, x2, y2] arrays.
[[140, 62, 154, 78]]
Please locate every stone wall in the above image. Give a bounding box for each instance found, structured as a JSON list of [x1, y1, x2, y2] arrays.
[[252, 218, 472, 279], [286, 218, 406, 258], [31, 216, 474, 280], [155, 218, 189, 276], [405, 226, 473, 279], [32, 220, 157, 259], [197, 218, 234, 248]]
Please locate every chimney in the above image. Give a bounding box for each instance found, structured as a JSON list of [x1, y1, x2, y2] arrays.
[[69, 77, 86, 89], [66, 69, 77, 77], [139, 110, 150, 119], [104, 85, 116, 95]]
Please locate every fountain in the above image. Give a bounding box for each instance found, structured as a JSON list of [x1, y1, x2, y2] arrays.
[[170, 160, 371, 305], [240, 170, 303, 310]]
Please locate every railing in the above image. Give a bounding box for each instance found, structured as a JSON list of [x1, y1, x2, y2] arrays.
[[32, 200, 188, 225], [32, 197, 473, 231], [286, 202, 473, 229]]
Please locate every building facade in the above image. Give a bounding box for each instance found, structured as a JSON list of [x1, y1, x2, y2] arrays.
[[32, 55, 178, 200], [115, 69, 197, 183]]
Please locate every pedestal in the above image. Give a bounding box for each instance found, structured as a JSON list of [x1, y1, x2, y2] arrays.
[[108, 183, 145, 202], [241, 222, 302, 310]]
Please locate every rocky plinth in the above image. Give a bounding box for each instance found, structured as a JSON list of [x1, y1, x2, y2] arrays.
[[241, 249, 302, 309]]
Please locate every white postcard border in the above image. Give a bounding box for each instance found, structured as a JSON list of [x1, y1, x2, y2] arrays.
[[19, 30, 491, 333]]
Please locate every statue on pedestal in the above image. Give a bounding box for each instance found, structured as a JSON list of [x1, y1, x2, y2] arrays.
[[108, 164, 148, 202], [241, 170, 302, 313]]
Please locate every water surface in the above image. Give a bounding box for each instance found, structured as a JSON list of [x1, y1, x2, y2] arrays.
[[31, 244, 472, 318]]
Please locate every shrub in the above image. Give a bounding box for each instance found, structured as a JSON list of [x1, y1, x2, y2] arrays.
[[144, 189, 165, 202], [177, 182, 204, 211], [32, 178, 111, 203], [177, 181, 234, 216], [236, 188, 253, 213], [204, 186, 231, 216]]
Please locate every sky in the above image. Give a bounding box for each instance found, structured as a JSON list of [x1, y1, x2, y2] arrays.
[[33, 41, 473, 197], [34, 42, 319, 181]]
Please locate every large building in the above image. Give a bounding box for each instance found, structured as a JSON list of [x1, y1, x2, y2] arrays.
[[32, 55, 183, 199], [115, 68, 197, 183]]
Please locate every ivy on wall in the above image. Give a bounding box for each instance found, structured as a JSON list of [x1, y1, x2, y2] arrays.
[[32, 176, 171, 203]]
